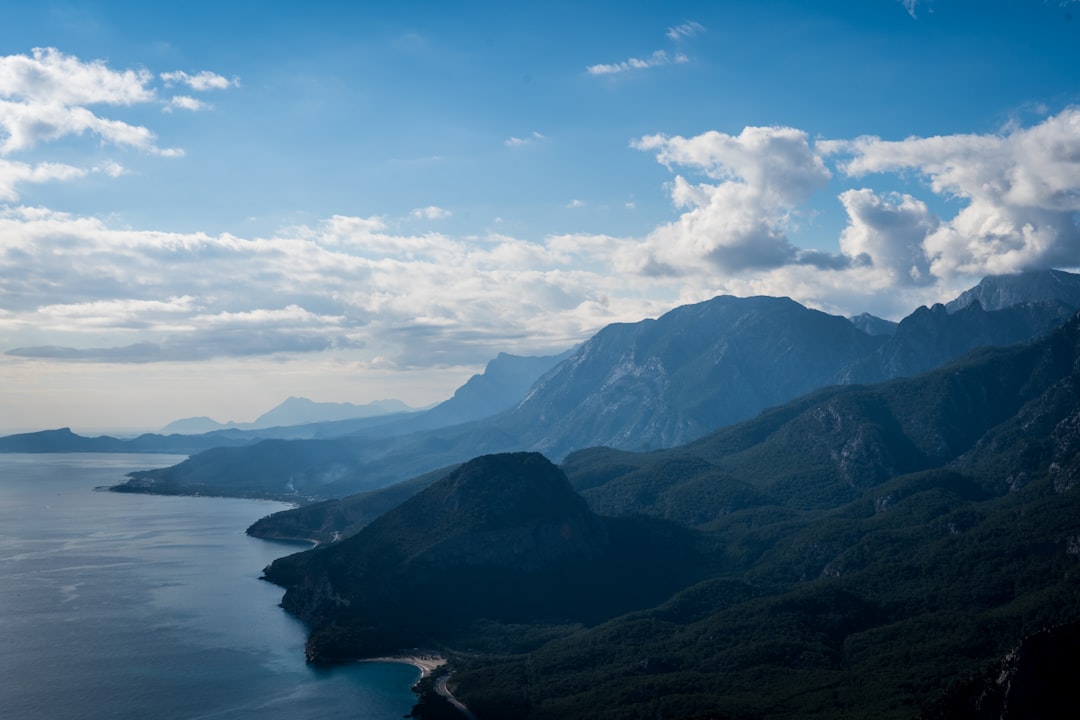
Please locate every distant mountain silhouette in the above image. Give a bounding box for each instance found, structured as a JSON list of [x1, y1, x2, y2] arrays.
[[849, 312, 898, 336], [160, 397, 415, 434]]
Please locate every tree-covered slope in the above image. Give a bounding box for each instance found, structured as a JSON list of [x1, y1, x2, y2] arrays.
[[263, 453, 710, 663], [258, 314, 1080, 720], [445, 315, 1080, 719]]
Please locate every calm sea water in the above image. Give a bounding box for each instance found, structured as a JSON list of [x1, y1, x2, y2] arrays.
[[0, 454, 419, 720]]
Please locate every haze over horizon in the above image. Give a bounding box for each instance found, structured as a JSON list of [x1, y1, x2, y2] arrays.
[[1, 0, 1079, 434]]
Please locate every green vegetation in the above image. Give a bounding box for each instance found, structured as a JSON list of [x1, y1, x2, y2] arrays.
[[246, 464, 457, 542], [265, 314, 1080, 719]]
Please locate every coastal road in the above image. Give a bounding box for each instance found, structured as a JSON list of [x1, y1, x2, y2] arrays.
[[436, 674, 477, 720]]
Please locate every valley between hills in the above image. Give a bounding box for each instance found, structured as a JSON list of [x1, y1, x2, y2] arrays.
[[5, 268, 1080, 719]]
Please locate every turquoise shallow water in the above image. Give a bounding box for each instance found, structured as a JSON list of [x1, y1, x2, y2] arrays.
[[0, 453, 418, 720]]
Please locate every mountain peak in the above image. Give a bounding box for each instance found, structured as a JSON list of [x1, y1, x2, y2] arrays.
[[946, 269, 1080, 313], [358, 452, 607, 569]]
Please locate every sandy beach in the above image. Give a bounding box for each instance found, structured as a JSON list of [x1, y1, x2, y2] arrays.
[[359, 652, 447, 678]]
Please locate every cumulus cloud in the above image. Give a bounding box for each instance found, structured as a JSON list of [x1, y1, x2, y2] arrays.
[[610, 110, 1080, 318], [629, 125, 832, 273], [0, 48, 180, 155], [826, 108, 1080, 280], [837, 189, 938, 285], [0, 47, 155, 106], [0, 47, 235, 196]]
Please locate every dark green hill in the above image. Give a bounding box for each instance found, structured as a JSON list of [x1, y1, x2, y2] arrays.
[[256, 315, 1080, 719], [263, 452, 710, 662], [442, 316, 1080, 719], [245, 464, 456, 543]]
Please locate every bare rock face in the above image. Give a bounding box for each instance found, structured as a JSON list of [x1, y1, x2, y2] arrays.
[[946, 268, 1080, 313]]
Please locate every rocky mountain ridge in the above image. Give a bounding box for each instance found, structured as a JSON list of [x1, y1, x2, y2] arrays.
[[115, 269, 1080, 502]]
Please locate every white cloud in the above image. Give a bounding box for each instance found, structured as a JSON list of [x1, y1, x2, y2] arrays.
[[666, 21, 705, 41], [590, 21, 702, 76], [566, 199, 585, 208], [630, 125, 832, 273], [2, 103, 1079, 383], [0, 159, 86, 201], [0, 47, 231, 166], [410, 205, 452, 220], [160, 70, 237, 91], [838, 189, 938, 285], [611, 111, 1080, 318], [166, 95, 210, 112], [0, 206, 668, 367], [898, 0, 931, 18], [0, 47, 154, 106], [587, 49, 688, 76], [827, 108, 1080, 280], [505, 131, 545, 147]]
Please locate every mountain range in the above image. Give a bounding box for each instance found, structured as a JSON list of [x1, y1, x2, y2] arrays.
[[115, 269, 1080, 502], [265, 308, 1080, 719]]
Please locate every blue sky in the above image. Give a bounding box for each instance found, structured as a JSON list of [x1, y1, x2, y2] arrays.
[[1, 0, 1079, 433]]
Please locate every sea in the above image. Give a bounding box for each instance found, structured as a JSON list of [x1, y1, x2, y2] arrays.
[[0, 453, 419, 720]]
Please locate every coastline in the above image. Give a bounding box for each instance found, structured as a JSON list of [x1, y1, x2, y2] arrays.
[[358, 652, 447, 679]]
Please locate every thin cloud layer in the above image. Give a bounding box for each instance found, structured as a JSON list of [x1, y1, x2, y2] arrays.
[[587, 22, 702, 76], [2, 97, 1079, 370], [0, 207, 660, 366], [587, 50, 688, 76]]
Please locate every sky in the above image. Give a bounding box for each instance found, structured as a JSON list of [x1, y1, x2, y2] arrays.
[[1, 0, 1079, 434]]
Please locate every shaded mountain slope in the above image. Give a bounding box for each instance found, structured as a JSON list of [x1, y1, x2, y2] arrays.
[[112, 271, 1080, 502], [450, 465, 1080, 719], [439, 315, 1080, 720], [840, 298, 1075, 383], [262, 452, 709, 663], [498, 294, 884, 458], [564, 311, 1080, 526]]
